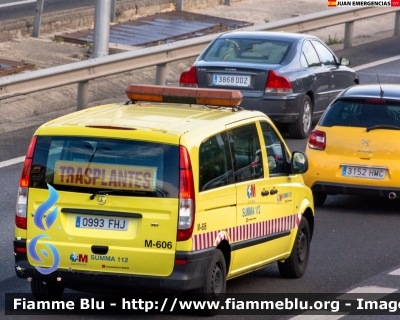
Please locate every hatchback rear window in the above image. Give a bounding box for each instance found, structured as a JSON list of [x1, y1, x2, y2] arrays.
[[202, 38, 292, 64], [30, 136, 179, 198], [320, 99, 400, 128]]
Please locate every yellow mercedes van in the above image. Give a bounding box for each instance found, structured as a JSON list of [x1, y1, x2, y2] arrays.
[[14, 85, 314, 300]]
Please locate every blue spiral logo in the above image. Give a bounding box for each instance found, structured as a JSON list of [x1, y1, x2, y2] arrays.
[[27, 184, 61, 275]]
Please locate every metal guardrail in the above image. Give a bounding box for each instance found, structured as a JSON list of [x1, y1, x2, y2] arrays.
[[0, 6, 399, 108]]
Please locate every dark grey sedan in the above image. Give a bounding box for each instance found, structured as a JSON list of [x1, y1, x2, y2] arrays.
[[179, 31, 359, 139]]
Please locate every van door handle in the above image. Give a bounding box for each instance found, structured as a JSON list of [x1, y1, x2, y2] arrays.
[[270, 189, 278, 195], [261, 190, 269, 196]]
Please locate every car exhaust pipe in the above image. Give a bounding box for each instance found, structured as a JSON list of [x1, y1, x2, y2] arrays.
[[389, 192, 397, 200]]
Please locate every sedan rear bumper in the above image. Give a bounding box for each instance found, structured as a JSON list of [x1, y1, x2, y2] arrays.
[[239, 93, 305, 124], [312, 182, 400, 198]]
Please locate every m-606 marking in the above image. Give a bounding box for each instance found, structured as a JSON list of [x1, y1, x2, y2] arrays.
[[145, 240, 173, 249]]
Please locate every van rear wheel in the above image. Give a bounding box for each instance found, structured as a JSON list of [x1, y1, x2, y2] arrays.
[[195, 249, 226, 299], [192, 249, 226, 316], [31, 279, 64, 301]]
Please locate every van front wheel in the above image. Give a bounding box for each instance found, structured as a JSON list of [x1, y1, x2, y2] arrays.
[[278, 216, 310, 278], [31, 279, 64, 301]]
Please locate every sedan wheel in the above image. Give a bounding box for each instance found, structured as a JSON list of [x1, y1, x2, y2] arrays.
[[288, 96, 313, 139]]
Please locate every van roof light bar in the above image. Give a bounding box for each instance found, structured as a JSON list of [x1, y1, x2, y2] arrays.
[[126, 84, 243, 107]]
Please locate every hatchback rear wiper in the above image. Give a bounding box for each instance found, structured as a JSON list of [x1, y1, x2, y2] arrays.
[[366, 125, 400, 132], [90, 188, 168, 200]]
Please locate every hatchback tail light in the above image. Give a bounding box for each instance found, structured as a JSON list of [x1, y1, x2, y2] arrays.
[[179, 66, 198, 87], [308, 130, 326, 150], [16, 136, 37, 229], [265, 70, 293, 93], [365, 99, 386, 104], [177, 146, 195, 241]]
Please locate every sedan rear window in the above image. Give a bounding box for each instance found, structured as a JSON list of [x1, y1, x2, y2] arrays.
[[320, 99, 400, 128], [30, 136, 179, 198], [202, 38, 292, 64]]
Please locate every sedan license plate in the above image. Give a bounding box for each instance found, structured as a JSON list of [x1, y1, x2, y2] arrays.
[[342, 166, 386, 180], [76, 216, 128, 231], [213, 74, 250, 86]]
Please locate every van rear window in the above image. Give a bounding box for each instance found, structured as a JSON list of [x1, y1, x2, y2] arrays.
[[30, 136, 179, 198]]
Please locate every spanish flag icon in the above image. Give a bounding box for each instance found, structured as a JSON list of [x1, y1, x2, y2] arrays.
[[328, 0, 336, 6]]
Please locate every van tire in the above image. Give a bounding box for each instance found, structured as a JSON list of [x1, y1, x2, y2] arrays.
[[278, 216, 310, 278], [191, 249, 226, 316], [196, 249, 226, 299], [288, 95, 312, 139], [31, 279, 64, 301]]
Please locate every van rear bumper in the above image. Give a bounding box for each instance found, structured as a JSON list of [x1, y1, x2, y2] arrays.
[[14, 239, 214, 293]]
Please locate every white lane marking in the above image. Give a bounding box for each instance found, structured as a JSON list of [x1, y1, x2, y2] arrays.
[[389, 267, 400, 275], [0, 0, 36, 8], [337, 286, 397, 301], [0, 156, 25, 168], [290, 314, 346, 320], [290, 286, 398, 319], [353, 55, 400, 71], [0, 0, 37, 8]]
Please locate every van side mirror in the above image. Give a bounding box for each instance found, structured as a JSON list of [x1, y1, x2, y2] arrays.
[[291, 151, 308, 174], [339, 57, 350, 66]]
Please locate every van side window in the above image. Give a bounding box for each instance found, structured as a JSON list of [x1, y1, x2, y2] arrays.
[[260, 122, 287, 175], [227, 123, 263, 183], [199, 132, 233, 191]]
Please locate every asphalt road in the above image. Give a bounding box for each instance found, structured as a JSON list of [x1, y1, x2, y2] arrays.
[[1, 30, 400, 320]]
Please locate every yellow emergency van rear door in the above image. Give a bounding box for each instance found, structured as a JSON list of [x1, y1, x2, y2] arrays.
[[26, 135, 180, 276]]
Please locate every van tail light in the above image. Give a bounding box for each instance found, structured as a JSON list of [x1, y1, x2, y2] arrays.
[[179, 66, 198, 88], [265, 70, 293, 94], [308, 130, 326, 150], [177, 146, 195, 241], [16, 136, 37, 229]]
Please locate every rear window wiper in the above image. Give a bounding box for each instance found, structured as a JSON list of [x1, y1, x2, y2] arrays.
[[90, 188, 169, 200], [366, 125, 400, 132]]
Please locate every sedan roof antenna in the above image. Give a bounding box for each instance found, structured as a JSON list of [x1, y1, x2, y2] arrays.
[[377, 74, 384, 98]]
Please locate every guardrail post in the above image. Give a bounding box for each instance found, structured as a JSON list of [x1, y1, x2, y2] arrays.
[[176, 0, 183, 11], [77, 81, 89, 110], [225, 0, 231, 6], [32, 0, 45, 38], [395, 12, 400, 36], [344, 21, 354, 49], [155, 64, 167, 85], [110, 0, 117, 23]]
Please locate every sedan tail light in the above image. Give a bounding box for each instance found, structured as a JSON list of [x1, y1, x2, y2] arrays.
[[179, 66, 198, 87], [308, 130, 326, 150], [265, 70, 293, 93]]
